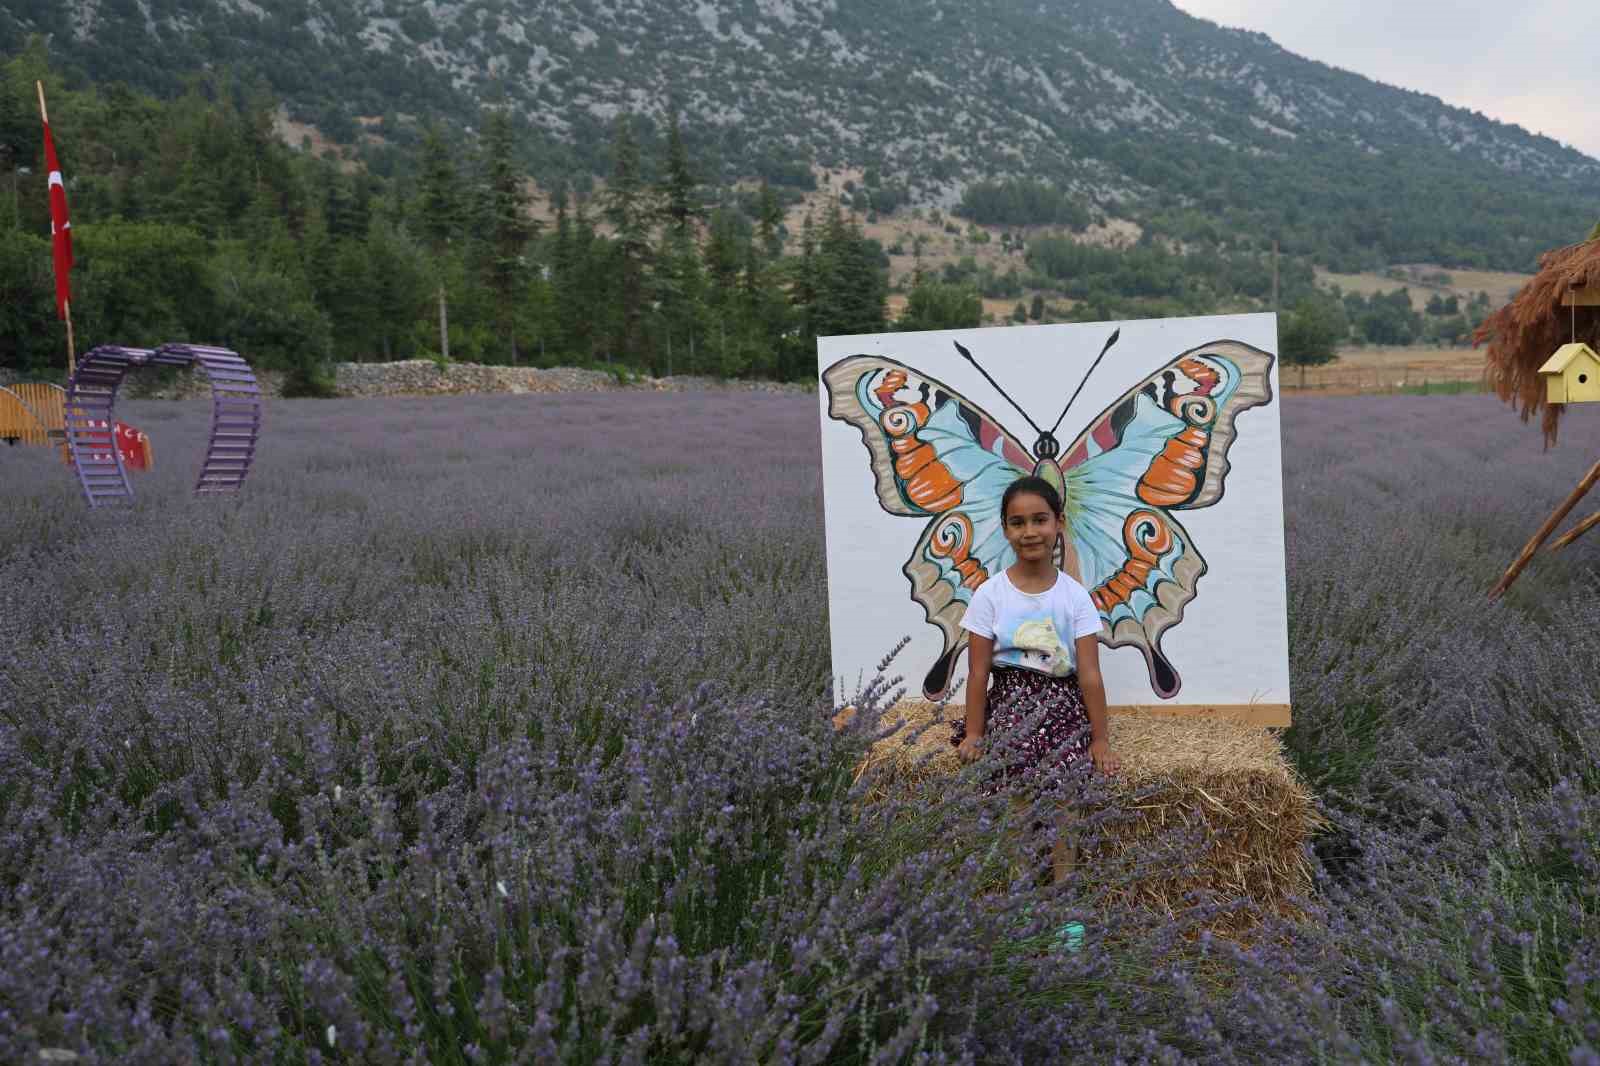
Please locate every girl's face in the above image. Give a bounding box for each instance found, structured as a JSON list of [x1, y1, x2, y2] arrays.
[[1003, 492, 1061, 562]]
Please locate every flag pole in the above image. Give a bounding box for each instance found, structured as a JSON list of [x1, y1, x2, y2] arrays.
[[36, 80, 74, 379], [64, 300, 75, 381]]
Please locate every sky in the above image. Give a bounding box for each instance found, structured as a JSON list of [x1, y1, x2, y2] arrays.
[[1170, 1, 1600, 160]]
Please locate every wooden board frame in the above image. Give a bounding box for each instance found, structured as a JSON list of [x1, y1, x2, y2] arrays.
[[1110, 703, 1291, 728]]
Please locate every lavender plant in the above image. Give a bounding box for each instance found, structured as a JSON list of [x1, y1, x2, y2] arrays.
[[0, 390, 1597, 1063]]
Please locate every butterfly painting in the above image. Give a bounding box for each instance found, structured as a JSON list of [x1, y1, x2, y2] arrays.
[[822, 333, 1275, 702]]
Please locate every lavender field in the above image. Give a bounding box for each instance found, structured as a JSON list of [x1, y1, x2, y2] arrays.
[[3, 390, 1600, 1064]]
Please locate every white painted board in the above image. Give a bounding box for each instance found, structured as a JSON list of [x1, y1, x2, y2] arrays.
[[817, 314, 1290, 717]]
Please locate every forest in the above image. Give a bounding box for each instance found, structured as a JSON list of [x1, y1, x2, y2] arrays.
[[0, 40, 1544, 385], [0, 43, 900, 388]]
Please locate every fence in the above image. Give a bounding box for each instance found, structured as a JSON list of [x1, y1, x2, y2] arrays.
[[1283, 363, 1488, 395]]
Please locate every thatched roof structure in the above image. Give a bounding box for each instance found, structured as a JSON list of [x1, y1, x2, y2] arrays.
[[1476, 237, 1600, 446]]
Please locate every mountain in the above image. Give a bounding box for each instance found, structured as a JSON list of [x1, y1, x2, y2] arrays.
[[7, 0, 1599, 270]]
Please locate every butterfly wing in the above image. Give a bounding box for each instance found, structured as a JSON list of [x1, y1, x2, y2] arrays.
[[823, 354, 1033, 698], [1058, 340, 1275, 698]]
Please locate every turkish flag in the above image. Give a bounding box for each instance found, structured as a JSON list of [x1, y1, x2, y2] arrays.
[[61, 420, 152, 472], [42, 120, 72, 319], [116, 422, 152, 470]]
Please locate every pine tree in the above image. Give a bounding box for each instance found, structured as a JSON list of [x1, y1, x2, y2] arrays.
[[657, 110, 702, 238], [703, 209, 743, 293], [416, 124, 460, 257], [756, 179, 784, 261], [791, 209, 819, 342], [363, 216, 430, 361], [654, 227, 706, 376], [815, 202, 886, 337], [480, 109, 536, 363], [556, 191, 608, 363], [322, 176, 361, 240], [177, 149, 228, 238], [414, 124, 460, 359], [601, 114, 654, 364], [545, 180, 574, 364]]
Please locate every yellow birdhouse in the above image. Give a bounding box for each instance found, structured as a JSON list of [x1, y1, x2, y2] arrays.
[[1540, 343, 1600, 404]]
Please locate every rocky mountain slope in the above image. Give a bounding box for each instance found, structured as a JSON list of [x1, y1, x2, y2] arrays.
[[9, 0, 1598, 268]]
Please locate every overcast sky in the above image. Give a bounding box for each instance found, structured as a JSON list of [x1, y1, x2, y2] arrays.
[[1171, 1, 1600, 160]]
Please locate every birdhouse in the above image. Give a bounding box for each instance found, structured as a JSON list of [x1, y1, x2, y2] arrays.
[[1539, 343, 1600, 404]]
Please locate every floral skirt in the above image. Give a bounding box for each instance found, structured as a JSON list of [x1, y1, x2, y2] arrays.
[[950, 666, 1093, 795]]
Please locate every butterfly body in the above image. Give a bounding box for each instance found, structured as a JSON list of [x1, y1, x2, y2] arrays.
[[824, 340, 1274, 702]]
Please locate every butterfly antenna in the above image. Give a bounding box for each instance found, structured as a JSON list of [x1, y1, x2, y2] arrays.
[[1050, 329, 1120, 435], [953, 340, 1043, 437]]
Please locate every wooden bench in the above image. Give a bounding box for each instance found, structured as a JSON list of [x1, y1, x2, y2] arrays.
[[0, 382, 66, 447]]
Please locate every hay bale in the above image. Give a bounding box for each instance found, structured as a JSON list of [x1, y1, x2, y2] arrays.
[[853, 700, 1324, 924]]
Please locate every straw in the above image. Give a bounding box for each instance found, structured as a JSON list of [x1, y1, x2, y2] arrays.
[[850, 699, 1325, 930]]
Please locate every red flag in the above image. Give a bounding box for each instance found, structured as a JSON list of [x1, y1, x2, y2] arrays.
[[61, 420, 152, 472], [116, 422, 152, 470], [42, 120, 72, 319]]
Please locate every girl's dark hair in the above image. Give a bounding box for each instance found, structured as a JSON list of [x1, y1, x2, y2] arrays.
[[1001, 475, 1063, 519]]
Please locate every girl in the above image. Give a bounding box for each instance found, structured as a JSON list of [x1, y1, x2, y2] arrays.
[[952, 475, 1120, 881]]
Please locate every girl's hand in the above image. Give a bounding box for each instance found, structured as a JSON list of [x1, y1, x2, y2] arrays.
[[957, 735, 985, 764], [1089, 739, 1120, 775]]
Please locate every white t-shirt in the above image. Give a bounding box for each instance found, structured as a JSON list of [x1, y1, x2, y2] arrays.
[[959, 570, 1102, 678]]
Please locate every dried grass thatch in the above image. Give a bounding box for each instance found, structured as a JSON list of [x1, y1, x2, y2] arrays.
[[1476, 237, 1600, 446], [853, 700, 1324, 927]]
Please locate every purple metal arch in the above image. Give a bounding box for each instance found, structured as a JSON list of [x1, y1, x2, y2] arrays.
[[63, 343, 262, 507]]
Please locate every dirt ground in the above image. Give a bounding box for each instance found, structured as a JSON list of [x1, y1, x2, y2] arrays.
[[1283, 344, 1489, 394], [1313, 266, 1532, 312]]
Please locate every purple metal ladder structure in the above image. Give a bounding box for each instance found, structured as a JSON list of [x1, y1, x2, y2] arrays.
[[63, 343, 262, 507]]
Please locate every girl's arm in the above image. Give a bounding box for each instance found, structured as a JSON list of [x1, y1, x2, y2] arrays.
[[1074, 635, 1120, 775], [957, 634, 995, 763]]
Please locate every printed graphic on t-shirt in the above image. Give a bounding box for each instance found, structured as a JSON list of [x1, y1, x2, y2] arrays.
[[998, 616, 1075, 677]]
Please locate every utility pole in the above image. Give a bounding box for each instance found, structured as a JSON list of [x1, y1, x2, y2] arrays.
[[438, 283, 449, 361], [1271, 239, 1280, 312]]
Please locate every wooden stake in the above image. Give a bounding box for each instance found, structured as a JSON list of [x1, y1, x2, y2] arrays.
[[1547, 509, 1600, 554], [1490, 458, 1600, 598]]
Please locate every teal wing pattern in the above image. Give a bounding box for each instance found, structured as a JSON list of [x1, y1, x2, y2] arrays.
[[823, 354, 1033, 698], [1056, 340, 1275, 697]]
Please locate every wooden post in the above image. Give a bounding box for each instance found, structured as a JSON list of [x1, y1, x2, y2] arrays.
[[437, 282, 449, 361], [1490, 458, 1600, 598], [1547, 509, 1600, 554], [64, 301, 75, 379], [1271, 239, 1279, 311]]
